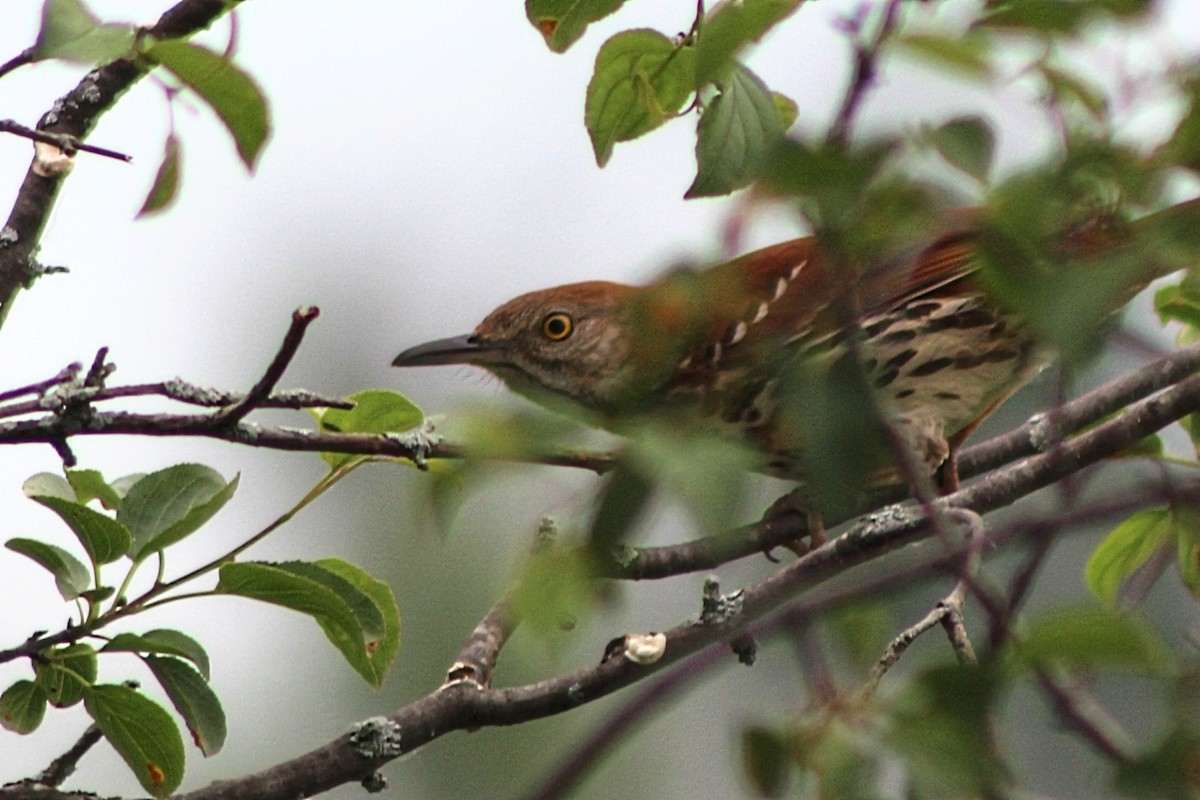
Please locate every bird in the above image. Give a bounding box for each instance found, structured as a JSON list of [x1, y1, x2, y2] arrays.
[[392, 199, 1198, 504]]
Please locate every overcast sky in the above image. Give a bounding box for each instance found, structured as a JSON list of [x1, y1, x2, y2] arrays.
[[1, 2, 1198, 798]]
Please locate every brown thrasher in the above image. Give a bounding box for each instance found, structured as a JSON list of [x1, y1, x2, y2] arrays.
[[392, 201, 1197, 492]]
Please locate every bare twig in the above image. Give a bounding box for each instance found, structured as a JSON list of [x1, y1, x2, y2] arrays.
[[1035, 668, 1135, 764], [34, 725, 102, 787], [0, 119, 132, 163], [212, 306, 320, 426], [828, 0, 905, 145], [0, 362, 80, 404]]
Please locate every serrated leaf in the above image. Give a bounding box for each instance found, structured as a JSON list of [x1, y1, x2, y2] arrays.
[[217, 561, 390, 687], [311, 558, 401, 688], [930, 115, 995, 182], [34, 644, 97, 708], [116, 464, 238, 561], [317, 389, 424, 469], [586, 29, 697, 167], [1086, 508, 1174, 605], [143, 657, 226, 756], [148, 40, 270, 170], [1020, 606, 1174, 675], [894, 31, 994, 78], [104, 629, 211, 680], [25, 493, 131, 566], [85, 684, 184, 797], [0, 681, 48, 734], [525, 0, 628, 53], [110, 473, 146, 499], [24, 472, 76, 502], [136, 134, 181, 219], [273, 561, 385, 642], [32, 0, 135, 64], [5, 538, 91, 600], [66, 469, 122, 509], [686, 63, 783, 198], [696, 0, 802, 86]]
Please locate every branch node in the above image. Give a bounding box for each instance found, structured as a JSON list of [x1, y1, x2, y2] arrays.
[[360, 772, 388, 793], [730, 634, 758, 666], [440, 661, 485, 691], [699, 575, 745, 625], [384, 417, 442, 469], [347, 716, 402, 760]]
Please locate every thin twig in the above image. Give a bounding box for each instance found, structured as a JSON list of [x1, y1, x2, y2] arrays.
[[1035, 667, 1135, 764], [35, 725, 102, 787], [212, 306, 320, 426], [828, 0, 905, 145], [0, 362, 80, 404], [0, 119, 132, 163]]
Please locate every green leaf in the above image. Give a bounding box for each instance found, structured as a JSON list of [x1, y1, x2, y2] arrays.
[[588, 460, 653, 555], [6, 538, 91, 600], [1175, 506, 1200, 597], [929, 115, 995, 182], [981, 0, 1151, 32], [1086, 508, 1174, 605], [103, 629, 211, 680], [32, 0, 135, 64], [217, 561, 391, 687], [695, 0, 802, 86], [34, 643, 97, 708], [512, 545, 597, 638], [136, 134, 182, 219], [24, 489, 131, 566], [317, 389, 424, 468], [893, 31, 994, 79], [1038, 63, 1108, 121], [525, 0, 628, 53], [771, 91, 798, 131], [148, 40, 270, 170], [143, 657, 226, 756], [888, 665, 1007, 796], [273, 561, 385, 641], [686, 63, 784, 198], [24, 472, 76, 502], [311, 558, 401, 688], [0, 681, 48, 734], [85, 684, 185, 798], [1020, 606, 1174, 675], [585, 29, 697, 167], [1155, 281, 1200, 329], [66, 468, 122, 509], [116, 464, 238, 561], [742, 725, 793, 797]]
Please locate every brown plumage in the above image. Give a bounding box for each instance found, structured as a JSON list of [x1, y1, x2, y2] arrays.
[[393, 200, 1198, 482]]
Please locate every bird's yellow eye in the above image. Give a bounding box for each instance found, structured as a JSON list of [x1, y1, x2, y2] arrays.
[[541, 312, 574, 341]]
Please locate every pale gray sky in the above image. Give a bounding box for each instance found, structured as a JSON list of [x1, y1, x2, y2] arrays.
[[1, 2, 1198, 797]]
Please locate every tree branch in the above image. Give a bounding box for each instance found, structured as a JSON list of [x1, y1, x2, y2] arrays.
[[0, 0, 245, 324], [166, 366, 1200, 800]]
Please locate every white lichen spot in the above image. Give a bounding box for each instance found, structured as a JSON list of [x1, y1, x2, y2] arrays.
[[79, 81, 102, 104], [1027, 412, 1051, 452], [0, 226, 17, 245], [348, 717, 403, 759], [624, 632, 667, 665], [33, 141, 75, 178]]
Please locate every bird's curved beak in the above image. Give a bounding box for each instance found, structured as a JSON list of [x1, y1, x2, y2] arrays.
[[392, 334, 505, 368]]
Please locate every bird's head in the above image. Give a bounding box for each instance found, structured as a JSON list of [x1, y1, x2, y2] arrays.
[[393, 280, 659, 414]]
